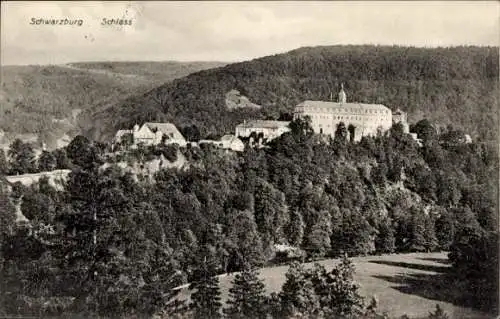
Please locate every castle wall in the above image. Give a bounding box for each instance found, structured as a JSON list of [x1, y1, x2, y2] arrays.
[[294, 103, 393, 141]]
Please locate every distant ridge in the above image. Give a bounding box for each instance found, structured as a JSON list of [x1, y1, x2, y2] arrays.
[[0, 61, 227, 144], [86, 45, 499, 142]]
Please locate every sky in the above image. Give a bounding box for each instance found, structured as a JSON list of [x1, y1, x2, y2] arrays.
[[1, 1, 499, 65]]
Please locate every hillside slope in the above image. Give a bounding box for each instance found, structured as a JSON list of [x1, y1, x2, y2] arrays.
[[0, 61, 226, 147], [175, 252, 489, 319], [88, 45, 498, 142]]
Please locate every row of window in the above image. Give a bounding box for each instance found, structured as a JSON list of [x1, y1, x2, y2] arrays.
[[309, 114, 390, 122], [299, 107, 390, 114], [314, 125, 386, 133]]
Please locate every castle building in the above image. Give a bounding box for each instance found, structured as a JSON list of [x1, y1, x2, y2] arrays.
[[293, 84, 394, 142], [114, 122, 187, 147], [235, 120, 291, 141], [199, 134, 245, 152], [392, 108, 410, 134]]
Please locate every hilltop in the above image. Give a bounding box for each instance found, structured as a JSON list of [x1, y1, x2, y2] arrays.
[[0, 61, 226, 149], [86, 45, 499, 142]]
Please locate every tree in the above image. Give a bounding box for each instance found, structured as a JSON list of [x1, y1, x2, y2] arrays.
[[120, 132, 134, 149], [304, 210, 332, 258], [66, 135, 99, 169], [224, 266, 268, 319], [310, 255, 365, 317], [189, 257, 222, 319], [226, 210, 265, 270], [408, 210, 428, 252], [334, 122, 348, 144], [371, 163, 388, 186], [0, 178, 17, 275], [279, 262, 320, 317], [428, 304, 449, 319], [390, 122, 406, 141], [435, 209, 455, 250], [0, 149, 8, 175], [289, 116, 314, 143], [375, 218, 396, 254], [440, 128, 466, 148], [331, 208, 376, 256], [48, 165, 188, 317], [449, 229, 498, 313], [253, 178, 289, 247], [181, 124, 201, 142], [286, 209, 305, 247], [20, 187, 55, 223], [52, 149, 71, 169], [66, 135, 90, 161], [412, 119, 437, 144], [423, 215, 439, 252], [333, 122, 349, 157], [8, 139, 36, 174], [38, 150, 57, 172]]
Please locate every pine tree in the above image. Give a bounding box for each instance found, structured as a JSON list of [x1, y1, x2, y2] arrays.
[[304, 210, 332, 258], [406, 209, 427, 252], [253, 178, 289, 247], [423, 215, 438, 252], [224, 266, 268, 319], [311, 255, 365, 317], [0, 149, 8, 175], [331, 254, 365, 316], [38, 150, 57, 172], [435, 210, 455, 250], [279, 262, 320, 317], [190, 260, 222, 319], [287, 209, 305, 247], [375, 218, 396, 254], [428, 304, 449, 319], [226, 210, 265, 269], [8, 139, 36, 174]]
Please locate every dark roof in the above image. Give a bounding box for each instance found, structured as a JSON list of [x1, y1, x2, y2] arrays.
[[144, 122, 181, 134], [236, 120, 290, 129], [297, 100, 390, 111]]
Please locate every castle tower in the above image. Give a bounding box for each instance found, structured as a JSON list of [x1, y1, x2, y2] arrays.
[[338, 83, 346, 104]]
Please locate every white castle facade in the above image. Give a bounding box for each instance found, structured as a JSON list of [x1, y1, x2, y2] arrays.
[[293, 84, 406, 141]]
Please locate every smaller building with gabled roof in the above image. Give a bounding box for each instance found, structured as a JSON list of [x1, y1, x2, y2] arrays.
[[199, 134, 245, 152], [235, 120, 290, 141], [113, 122, 187, 148]]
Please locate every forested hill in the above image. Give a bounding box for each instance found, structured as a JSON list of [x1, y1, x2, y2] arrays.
[[0, 61, 226, 147], [88, 45, 499, 142]]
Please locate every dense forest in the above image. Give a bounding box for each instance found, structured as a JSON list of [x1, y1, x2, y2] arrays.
[[89, 45, 499, 142], [1, 117, 497, 318]]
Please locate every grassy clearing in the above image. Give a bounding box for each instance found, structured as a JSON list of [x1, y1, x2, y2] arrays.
[[178, 252, 492, 319]]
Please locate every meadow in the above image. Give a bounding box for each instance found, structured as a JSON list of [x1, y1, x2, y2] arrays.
[[178, 252, 491, 319]]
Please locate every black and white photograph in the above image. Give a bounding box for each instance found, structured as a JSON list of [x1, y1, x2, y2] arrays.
[[0, 1, 498, 318]]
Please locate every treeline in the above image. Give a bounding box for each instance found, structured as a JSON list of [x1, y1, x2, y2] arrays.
[[0, 136, 181, 176], [0, 139, 71, 176], [1, 118, 498, 317], [94, 45, 499, 141]]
